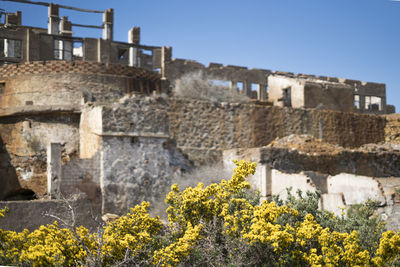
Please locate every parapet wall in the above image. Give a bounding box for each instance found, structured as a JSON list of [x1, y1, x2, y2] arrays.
[[168, 98, 386, 165], [0, 60, 160, 79]]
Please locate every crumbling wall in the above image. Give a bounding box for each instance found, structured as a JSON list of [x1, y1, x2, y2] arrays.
[[169, 98, 386, 165], [0, 113, 79, 199], [223, 143, 400, 230], [272, 72, 388, 114], [79, 96, 192, 214], [164, 59, 271, 99]]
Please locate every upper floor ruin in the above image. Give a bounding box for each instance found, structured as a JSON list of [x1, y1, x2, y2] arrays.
[[0, 2, 395, 115]]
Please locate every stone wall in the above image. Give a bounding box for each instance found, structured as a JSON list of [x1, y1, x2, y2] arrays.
[[80, 96, 192, 214], [385, 114, 400, 144], [169, 98, 386, 165]]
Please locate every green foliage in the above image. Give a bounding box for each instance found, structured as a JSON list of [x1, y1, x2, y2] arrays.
[[273, 188, 386, 256]]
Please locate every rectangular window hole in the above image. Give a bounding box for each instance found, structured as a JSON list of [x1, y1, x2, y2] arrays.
[[354, 95, 360, 109], [210, 79, 230, 87], [251, 83, 259, 91], [237, 82, 244, 91]]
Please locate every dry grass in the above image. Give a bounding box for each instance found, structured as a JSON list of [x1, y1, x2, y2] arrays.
[[173, 71, 249, 103]]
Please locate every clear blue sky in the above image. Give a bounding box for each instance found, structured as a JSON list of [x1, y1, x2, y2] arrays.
[[1, 0, 399, 111]]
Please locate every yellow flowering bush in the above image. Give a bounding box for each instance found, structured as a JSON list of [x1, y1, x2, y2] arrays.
[[0, 160, 399, 266], [102, 201, 162, 264]]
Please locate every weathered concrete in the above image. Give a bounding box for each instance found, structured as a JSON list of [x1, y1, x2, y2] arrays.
[[270, 169, 318, 200], [321, 193, 346, 216], [327, 173, 386, 206], [268, 75, 354, 112]]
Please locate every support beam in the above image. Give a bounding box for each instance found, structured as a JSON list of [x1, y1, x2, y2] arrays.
[[128, 27, 140, 67], [102, 8, 113, 40], [47, 3, 59, 35]]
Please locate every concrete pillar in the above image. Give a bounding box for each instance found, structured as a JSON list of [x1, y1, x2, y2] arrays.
[[4, 39, 14, 57], [5, 11, 21, 26], [161, 46, 172, 79], [258, 83, 267, 100], [60, 16, 72, 37], [48, 4, 59, 35], [128, 27, 140, 67], [47, 143, 62, 198], [129, 27, 140, 44], [244, 80, 252, 97], [229, 81, 237, 90], [359, 95, 366, 111], [259, 165, 271, 203], [102, 8, 114, 40]]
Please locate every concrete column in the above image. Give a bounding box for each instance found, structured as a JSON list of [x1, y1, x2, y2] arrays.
[[259, 165, 271, 203], [229, 81, 237, 90], [359, 94, 366, 111], [48, 4, 59, 35], [161, 46, 172, 79], [128, 27, 140, 67], [60, 16, 72, 37], [5, 11, 21, 26], [258, 83, 267, 100], [47, 143, 62, 198], [244, 80, 252, 97], [102, 8, 114, 40], [4, 39, 14, 57]]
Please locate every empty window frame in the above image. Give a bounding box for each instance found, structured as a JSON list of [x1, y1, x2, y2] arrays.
[[54, 39, 72, 60], [210, 79, 230, 88], [117, 47, 129, 61], [0, 38, 22, 58], [236, 82, 244, 92], [354, 95, 360, 109], [73, 41, 83, 59], [365, 96, 382, 111]]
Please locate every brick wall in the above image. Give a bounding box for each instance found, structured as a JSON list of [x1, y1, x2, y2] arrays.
[[0, 60, 161, 81]]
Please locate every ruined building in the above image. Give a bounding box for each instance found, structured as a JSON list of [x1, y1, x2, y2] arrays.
[[0, 3, 400, 231]]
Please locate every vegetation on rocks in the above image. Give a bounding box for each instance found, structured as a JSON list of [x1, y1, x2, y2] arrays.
[[1, 160, 400, 266]]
